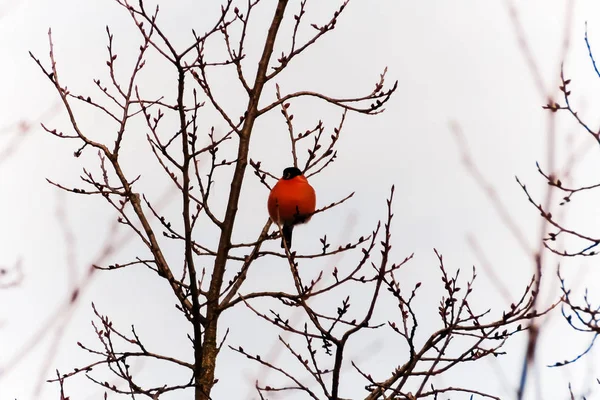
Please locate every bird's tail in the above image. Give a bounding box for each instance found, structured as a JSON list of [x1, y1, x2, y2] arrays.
[[281, 225, 293, 249]]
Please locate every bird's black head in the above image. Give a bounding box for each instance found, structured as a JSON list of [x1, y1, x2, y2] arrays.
[[282, 167, 302, 180]]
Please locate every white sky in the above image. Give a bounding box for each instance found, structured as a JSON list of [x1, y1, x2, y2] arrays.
[[3, 0, 600, 399]]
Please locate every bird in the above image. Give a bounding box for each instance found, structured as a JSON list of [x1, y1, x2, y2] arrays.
[[268, 166, 316, 249]]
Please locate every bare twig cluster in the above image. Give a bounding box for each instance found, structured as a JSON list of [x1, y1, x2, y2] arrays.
[[519, 21, 600, 396], [233, 187, 547, 399]]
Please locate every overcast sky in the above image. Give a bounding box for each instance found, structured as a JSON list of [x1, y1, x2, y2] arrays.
[[3, 0, 600, 399]]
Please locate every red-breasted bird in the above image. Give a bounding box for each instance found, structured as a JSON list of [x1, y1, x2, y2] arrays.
[[268, 167, 316, 249]]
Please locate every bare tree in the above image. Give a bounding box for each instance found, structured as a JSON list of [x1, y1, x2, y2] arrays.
[[29, 0, 549, 399]]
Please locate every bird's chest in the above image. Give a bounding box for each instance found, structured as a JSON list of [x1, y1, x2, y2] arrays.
[[268, 181, 315, 223]]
